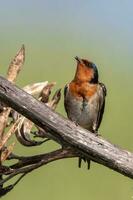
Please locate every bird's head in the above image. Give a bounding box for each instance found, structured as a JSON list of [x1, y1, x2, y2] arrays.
[[74, 56, 99, 83]]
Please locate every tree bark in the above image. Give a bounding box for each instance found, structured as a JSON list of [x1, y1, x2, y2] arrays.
[[0, 76, 133, 179]]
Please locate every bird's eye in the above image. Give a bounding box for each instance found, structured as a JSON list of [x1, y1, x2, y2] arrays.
[[91, 63, 96, 68]]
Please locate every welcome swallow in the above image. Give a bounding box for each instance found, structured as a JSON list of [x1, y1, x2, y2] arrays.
[[64, 57, 107, 168]]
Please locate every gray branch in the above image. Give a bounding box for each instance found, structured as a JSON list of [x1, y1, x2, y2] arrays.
[[0, 76, 133, 179]]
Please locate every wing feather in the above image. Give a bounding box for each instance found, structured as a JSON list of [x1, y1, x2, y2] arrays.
[[95, 82, 107, 131], [64, 84, 69, 116]]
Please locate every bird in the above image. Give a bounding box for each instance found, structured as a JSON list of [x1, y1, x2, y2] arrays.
[[64, 56, 107, 169]]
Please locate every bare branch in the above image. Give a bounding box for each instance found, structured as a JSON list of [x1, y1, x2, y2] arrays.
[[0, 148, 76, 197], [1, 148, 77, 184], [0, 76, 133, 179]]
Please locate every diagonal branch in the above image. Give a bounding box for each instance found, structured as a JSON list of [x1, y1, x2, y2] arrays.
[[0, 76, 133, 179]]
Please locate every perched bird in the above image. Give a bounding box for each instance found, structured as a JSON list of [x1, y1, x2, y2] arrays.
[[64, 57, 107, 168]]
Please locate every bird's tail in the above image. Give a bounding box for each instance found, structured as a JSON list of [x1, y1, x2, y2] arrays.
[[78, 157, 91, 169]]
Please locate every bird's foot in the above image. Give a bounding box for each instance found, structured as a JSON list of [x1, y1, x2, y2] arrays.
[[95, 132, 101, 137], [93, 130, 101, 137]]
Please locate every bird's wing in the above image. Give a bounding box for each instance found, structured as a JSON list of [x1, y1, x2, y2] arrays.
[[94, 82, 107, 132], [64, 84, 70, 115]]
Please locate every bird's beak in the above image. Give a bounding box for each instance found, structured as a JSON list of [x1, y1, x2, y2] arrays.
[[75, 56, 82, 64]]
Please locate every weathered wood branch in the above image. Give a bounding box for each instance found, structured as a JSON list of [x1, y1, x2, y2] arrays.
[[0, 76, 133, 179]]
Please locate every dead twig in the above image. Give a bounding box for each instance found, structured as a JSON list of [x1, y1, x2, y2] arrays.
[[0, 45, 25, 195], [0, 45, 25, 139], [1, 143, 15, 162], [0, 148, 77, 196]]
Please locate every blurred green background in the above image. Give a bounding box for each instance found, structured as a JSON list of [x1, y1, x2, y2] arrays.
[[0, 0, 133, 199]]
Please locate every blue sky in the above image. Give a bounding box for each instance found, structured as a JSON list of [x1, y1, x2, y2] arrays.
[[0, 0, 133, 55], [0, 0, 133, 35]]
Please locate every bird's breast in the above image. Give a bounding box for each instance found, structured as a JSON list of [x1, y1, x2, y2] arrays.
[[65, 84, 99, 131], [69, 81, 97, 99]]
